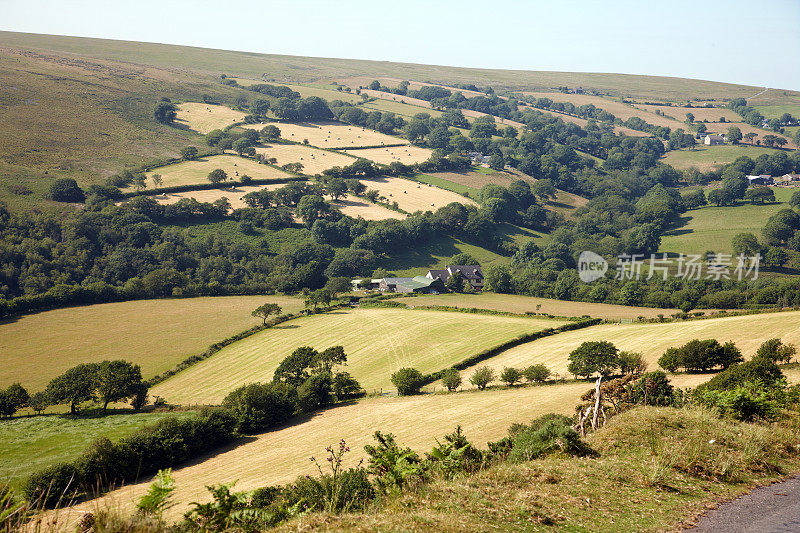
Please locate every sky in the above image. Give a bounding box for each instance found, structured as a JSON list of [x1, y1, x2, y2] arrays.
[[1, 0, 799, 90]]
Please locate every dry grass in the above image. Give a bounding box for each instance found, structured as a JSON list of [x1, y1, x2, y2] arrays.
[[359, 176, 477, 212], [362, 99, 443, 119], [75, 382, 588, 520], [139, 154, 291, 189], [242, 121, 407, 148], [459, 309, 800, 380], [174, 103, 246, 134], [154, 182, 292, 210], [634, 103, 741, 123], [329, 197, 405, 220], [254, 144, 356, 175], [341, 145, 433, 165], [150, 308, 565, 404], [395, 293, 681, 320], [0, 296, 304, 391]]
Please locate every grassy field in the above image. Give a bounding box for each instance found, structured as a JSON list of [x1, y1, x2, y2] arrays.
[[633, 103, 740, 123], [361, 98, 443, 119], [139, 154, 291, 189], [460, 309, 800, 380], [394, 293, 681, 320], [230, 79, 364, 104], [359, 176, 477, 212], [154, 182, 292, 210], [660, 187, 793, 255], [74, 382, 589, 519], [661, 145, 788, 171], [242, 121, 407, 149], [341, 145, 433, 165], [174, 102, 246, 134], [254, 144, 356, 175], [329, 197, 405, 220], [0, 295, 304, 391], [0, 410, 194, 491], [150, 308, 565, 404]]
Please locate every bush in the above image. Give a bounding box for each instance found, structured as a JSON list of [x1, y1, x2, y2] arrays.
[[391, 367, 425, 396], [364, 431, 425, 494], [629, 371, 674, 406], [23, 462, 81, 507], [49, 178, 85, 202], [469, 366, 495, 390], [440, 367, 462, 391], [523, 363, 550, 383], [696, 385, 778, 421], [508, 414, 592, 462], [297, 372, 333, 412], [701, 357, 784, 392], [282, 467, 374, 513], [426, 426, 484, 478], [222, 382, 297, 433], [500, 367, 522, 386]]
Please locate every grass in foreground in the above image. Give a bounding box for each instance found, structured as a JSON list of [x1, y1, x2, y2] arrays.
[[0, 410, 194, 491], [0, 295, 304, 391], [283, 406, 800, 532], [660, 188, 792, 255], [151, 308, 566, 404]]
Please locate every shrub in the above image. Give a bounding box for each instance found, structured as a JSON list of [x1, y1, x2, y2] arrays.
[[49, 178, 85, 202], [523, 363, 551, 383], [696, 385, 778, 421], [364, 431, 425, 494], [23, 462, 81, 507], [508, 414, 592, 463], [332, 372, 365, 400], [702, 358, 784, 392], [222, 382, 298, 433], [658, 347, 682, 372], [469, 366, 495, 390], [426, 426, 484, 478], [297, 373, 333, 412], [567, 341, 619, 378], [440, 367, 462, 391], [500, 367, 523, 386], [619, 351, 647, 375], [391, 367, 425, 396], [629, 371, 674, 406]]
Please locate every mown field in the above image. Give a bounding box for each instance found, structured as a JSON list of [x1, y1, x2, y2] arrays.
[[341, 145, 433, 165], [174, 102, 246, 134], [0, 295, 303, 391], [154, 182, 291, 210], [150, 308, 565, 404], [394, 293, 681, 320], [254, 144, 356, 175], [0, 410, 194, 491], [139, 154, 291, 189], [459, 310, 800, 380], [359, 176, 476, 212], [242, 121, 406, 149], [328, 197, 404, 220], [659, 187, 793, 255], [661, 145, 787, 171], [75, 382, 590, 519]]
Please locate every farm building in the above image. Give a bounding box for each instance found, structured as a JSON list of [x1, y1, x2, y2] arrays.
[[704, 134, 724, 146], [378, 276, 445, 294], [426, 265, 485, 291], [351, 279, 382, 290], [746, 175, 773, 186]]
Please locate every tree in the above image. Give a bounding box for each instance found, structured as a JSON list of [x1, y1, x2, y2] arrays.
[[207, 168, 228, 185], [49, 178, 85, 202], [567, 341, 620, 379], [180, 146, 199, 160], [441, 368, 462, 391], [314, 346, 347, 373], [500, 367, 522, 386], [132, 174, 147, 192], [727, 126, 743, 144], [274, 346, 318, 386], [251, 98, 270, 117], [45, 363, 98, 413], [154, 101, 177, 124], [297, 195, 329, 227], [745, 187, 776, 204], [96, 360, 145, 410], [260, 125, 281, 141], [532, 179, 557, 201], [756, 338, 796, 364], [731, 232, 762, 257], [0, 383, 29, 417], [445, 271, 466, 293], [251, 302, 282, 325], [391, 367, 425, 396], [469, 366, 495, 390], [744, 132, 758, 144], [327, 178, 348, 200], [658, 348, 682, 373], [232, 138, 254, 156], [618, 351, 647, 375], [151, 174, 163, 188], [523, 363, 551, 383], [29, 391, 48, 415]]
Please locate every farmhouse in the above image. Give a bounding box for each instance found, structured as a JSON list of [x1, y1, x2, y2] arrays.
[[704, 134, 724, 146], [378, 276, 445, 293], [426, 265, 485, 291], [747, 174, 773, 186]]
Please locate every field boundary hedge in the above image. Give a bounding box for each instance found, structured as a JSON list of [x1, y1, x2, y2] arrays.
[[419, 318, 602, 386], [118, 176, 307, 199]]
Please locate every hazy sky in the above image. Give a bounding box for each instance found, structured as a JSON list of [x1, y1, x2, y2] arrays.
[[2, 0, 799, 89]]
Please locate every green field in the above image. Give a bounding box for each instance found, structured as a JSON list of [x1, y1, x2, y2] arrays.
[[0, 410, 194, 490], [461, 309, 800, 380], [0, 295, 304, 391], [151, 308, 565, 404], [660, 187, 793, 255], [661, 145, 787, 171], [752, 103, 800, 120], [394, 293, 681, 320]]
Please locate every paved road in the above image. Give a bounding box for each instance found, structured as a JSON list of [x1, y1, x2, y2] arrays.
[[688, 475, 800, 532]]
